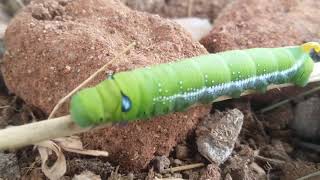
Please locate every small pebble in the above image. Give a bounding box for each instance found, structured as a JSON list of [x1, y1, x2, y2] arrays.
[[175, 144, 189, 160], [172, 17, 212, 41], [153, 156, 170, 173], [173, 159, 183, 166], [196, 109, 244, 164]]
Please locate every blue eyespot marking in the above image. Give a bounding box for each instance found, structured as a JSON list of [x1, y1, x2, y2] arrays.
[[121, 92, 132, 112]]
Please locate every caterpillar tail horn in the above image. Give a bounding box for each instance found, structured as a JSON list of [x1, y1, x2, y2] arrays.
[[302, 42, 320, 62]]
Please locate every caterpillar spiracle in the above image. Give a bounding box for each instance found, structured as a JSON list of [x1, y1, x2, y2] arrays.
[[70, 42, 320, 127]]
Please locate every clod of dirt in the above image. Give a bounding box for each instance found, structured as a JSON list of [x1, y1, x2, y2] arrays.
[[260, 139, 291, 162], [199, 164, 221, 180], [83, 105, 210, 172], [3, 0, 210, 172], [200, 0, 320, 52], [280, 161, 320, 180], [2, 0, 208, 115], [181, 169, 202, 180], [120, 0, 233, 21], [261, 104, 293, 131], [223, 155, 262, 180], [196, 109, 244, 164], [0, 152, 21, 179], [152, 156, 170, 173], [291, 96, 320, 141], [66, 158, 114, 179]]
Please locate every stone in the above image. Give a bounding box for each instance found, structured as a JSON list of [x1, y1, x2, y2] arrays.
[[172, 159, 183, 166], [200, 0, 320, 53], [2, 0, 210, 172], [172, 18, 212, 41], [196, 109, 244, 164], [0, 152, 20, 179], [152, 156, 170, 173]]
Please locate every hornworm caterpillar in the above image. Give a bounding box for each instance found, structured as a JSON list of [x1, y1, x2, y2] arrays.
[[70, 42, 320, 127]]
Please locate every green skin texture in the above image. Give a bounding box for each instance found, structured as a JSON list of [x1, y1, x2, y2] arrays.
[[70, 46, 314, 127]]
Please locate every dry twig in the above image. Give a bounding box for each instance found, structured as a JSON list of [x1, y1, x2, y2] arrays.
[[163, 163, 205, 173]]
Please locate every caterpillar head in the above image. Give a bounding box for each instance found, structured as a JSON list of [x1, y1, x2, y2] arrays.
[[70, 80, 123, 127], [302, 42, 320, 62]]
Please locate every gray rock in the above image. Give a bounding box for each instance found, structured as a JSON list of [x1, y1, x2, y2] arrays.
[[292, 96, 320, 141], [0, 152, 20, 179], [153, 155, 170, 173], [196, 109, 244, 164]]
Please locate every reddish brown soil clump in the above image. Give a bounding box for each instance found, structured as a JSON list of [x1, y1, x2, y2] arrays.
[[2, 0, 208, 115], [83, 105, 210, 172], [200, 0, 320, 52]]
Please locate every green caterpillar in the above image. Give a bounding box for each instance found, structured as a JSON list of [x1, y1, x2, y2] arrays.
[[70, 42, 320, 127]]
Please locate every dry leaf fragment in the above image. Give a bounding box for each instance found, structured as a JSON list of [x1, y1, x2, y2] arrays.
[[36, 141, 66, 180], [54, 136, 109, 157], [34, 136, 108, 179]]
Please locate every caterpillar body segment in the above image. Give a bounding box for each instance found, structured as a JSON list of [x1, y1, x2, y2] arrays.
[[70, 43, 319, 127]]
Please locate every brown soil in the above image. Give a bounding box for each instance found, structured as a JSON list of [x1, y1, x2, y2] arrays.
[[200, 0, 320, 52], [82, 105, 210, 172], [2, 0, 208, 116]]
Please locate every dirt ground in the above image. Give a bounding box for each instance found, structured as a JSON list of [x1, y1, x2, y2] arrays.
[[0, 0, 320, 180]]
